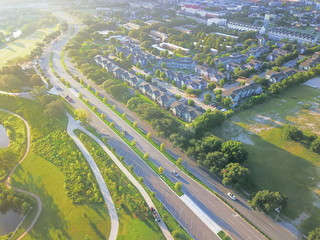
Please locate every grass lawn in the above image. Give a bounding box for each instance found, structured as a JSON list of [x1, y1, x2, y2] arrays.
[[0, 95, 111, 239], [213, 85, 320, 234], [0, 27, 55, 65], [11, 153, 110, 240]]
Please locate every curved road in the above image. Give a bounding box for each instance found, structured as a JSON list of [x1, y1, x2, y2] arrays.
[[1, 108, 42, 240], [67, 115, 174, 240], [67, 115, 119, 240]]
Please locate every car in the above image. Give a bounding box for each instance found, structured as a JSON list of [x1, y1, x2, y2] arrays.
[[150, 207, 161, 222], [67, 97, 73, 102], [171, 170, 179, 178], [227, 192, 237, 201]]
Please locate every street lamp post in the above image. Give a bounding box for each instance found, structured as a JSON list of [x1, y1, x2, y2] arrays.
[[275, 206, 282, 222]]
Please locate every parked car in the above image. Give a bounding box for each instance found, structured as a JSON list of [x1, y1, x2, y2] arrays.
[[150, 207, 161, 222], [171, 170, 179, 178], [227, 192, 237, 201]]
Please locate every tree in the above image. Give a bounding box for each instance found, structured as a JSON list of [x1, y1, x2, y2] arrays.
[[92, 106, 97, 112], [144, 152, 149, 160], [204, 93, 212, 102], [160, 143, 165, 152], [122, 112, 126, 119], [44, 99, 64, 118], [103, 97, 107, 103], [21, 202, 31, 214], [136, 61, 142, 68], [310, 138, 320, 153], [160, 72, 166, 80], [158, 166, 164, 174], [221, 140, 248, 163], [147, 132, 152, 140], [155, 69, 160, 78], [223, 97, 232, 108], [95, 90, 99, 96], [219, 79, 225, 86], [308, 228, 320, 240], [146, 75, 152, 82], [283, 124, 303, 140], [188, 99, 195, 106], [100, 113, 105, 119], [161, 62, 167, 68], [174, 182, 182, 192], [110, 122, 115, 128], [222, 163, 249, 186], [249, 190, 287, 213], [74, 108, 90, 123], [133, 121, 138, 128], [208, 82, 216, 91], [131, 140, 136, 146], [177, 157, 183, 166], [182, 84, 187, 90]]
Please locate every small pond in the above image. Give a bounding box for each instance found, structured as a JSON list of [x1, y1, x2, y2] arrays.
[[0, 209, 22, 235], [0, 125, 9, 148]]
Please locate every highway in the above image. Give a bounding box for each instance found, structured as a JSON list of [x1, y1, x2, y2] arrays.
[[40, 13, 298, 240]]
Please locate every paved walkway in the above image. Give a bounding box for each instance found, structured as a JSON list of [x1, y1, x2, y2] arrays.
[[1, 108, 42, 240], [0, 91, 34, 100], [67, 115, 119, 240], [67, 115, 174, 240]]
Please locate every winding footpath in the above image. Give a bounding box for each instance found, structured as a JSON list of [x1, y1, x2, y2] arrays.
[[1, 108, 42, 240], [67, 115, 119, 240], [67, 114, 174, 240]]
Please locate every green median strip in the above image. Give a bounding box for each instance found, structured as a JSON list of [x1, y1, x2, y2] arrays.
[[80, 97, 183, 197], [218, 230, 232, 240]]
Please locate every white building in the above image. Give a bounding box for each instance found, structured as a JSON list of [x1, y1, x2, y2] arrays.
[[227, 22, 265, 34], [159, 42, 190, 54], [207, 18, 227, 26], [267, 28, 317, 44], [150, 30, 168, 42]]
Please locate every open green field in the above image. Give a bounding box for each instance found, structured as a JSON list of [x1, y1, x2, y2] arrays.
[[213, 85, 320, 234], [11, 153, 110, 240], [0, 95, 111, 239], [0, 27, 55, 65]]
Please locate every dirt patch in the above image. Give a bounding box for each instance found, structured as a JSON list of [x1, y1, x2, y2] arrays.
[[292, 212, 309, 226], [304, 77, 320, 89]]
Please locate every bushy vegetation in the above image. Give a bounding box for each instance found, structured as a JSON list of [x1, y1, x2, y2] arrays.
[[0, 111, 27, 181], [249, 190, 287, 213], [33, 130, 102, 204], [0, 65, 43, 92], [0, 184, 35, 214]]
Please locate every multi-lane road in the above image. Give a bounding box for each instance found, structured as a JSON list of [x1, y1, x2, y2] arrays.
[[39, 12, 299, 240]]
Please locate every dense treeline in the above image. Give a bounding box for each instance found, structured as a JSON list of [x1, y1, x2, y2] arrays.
[[33, 130, 102, 204], [0, 111, 27, 181], [0, 184, 35, 215], [76, 131, 153, 220], [0, 65, 43, 92]]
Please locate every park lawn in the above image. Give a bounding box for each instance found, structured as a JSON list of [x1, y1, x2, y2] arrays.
[[213, 85, 320, 234], [11, 152, 110, 240], [0, 27, 54, 65], [0, 95, 111, 239]]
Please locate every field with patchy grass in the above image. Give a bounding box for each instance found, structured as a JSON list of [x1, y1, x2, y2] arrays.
[[0, 27, 55, 65], [213, 85, 320, 234]]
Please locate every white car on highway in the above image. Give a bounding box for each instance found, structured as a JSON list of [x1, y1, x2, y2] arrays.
[[227, 192, 237, 201]]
